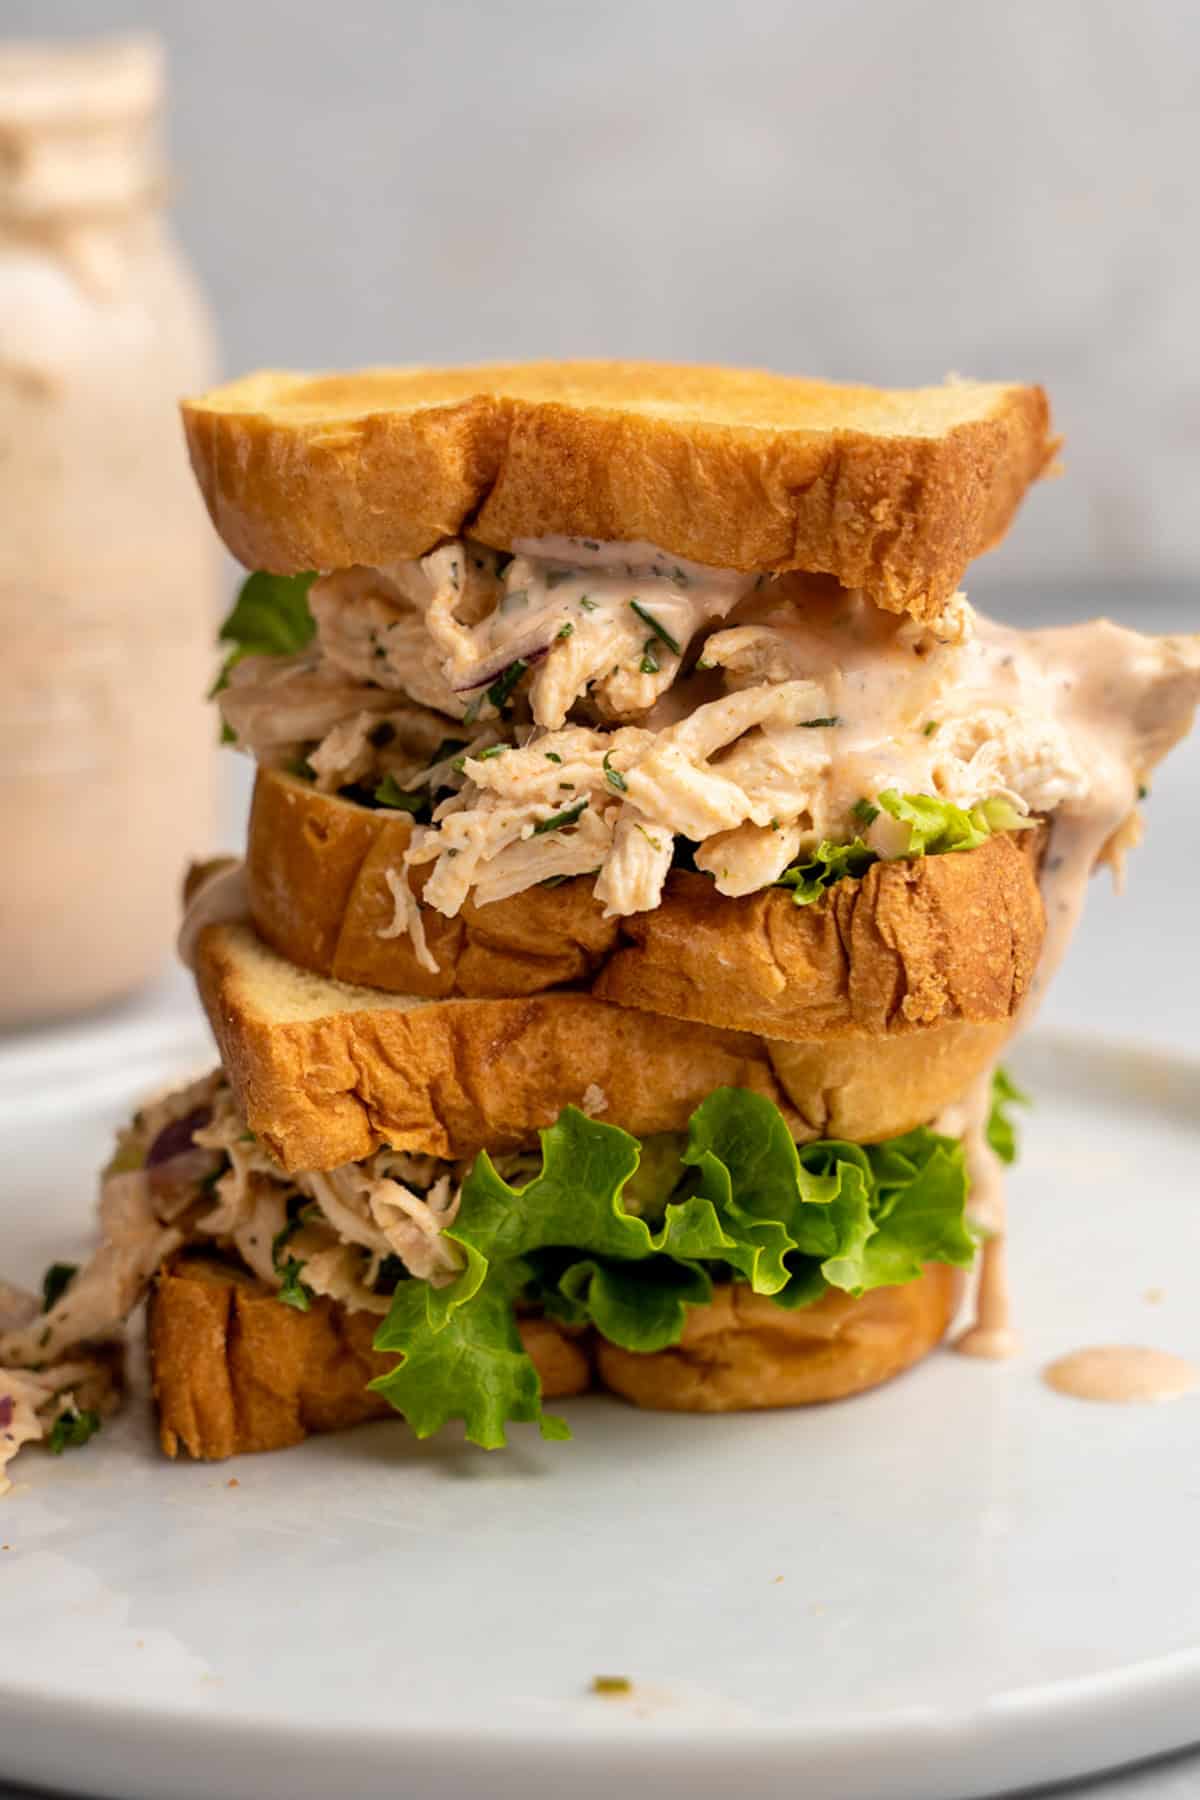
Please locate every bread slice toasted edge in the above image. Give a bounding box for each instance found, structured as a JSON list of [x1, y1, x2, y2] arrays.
[[148, 1253, 589, 1461], [149, 1254, 957, 1458], [193, 920, 802, 1173], [181, 361, 1057, 618], [244, 768, 1045, 1040]]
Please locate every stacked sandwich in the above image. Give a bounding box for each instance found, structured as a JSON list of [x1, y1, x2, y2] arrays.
[[5, 363, 1199, 1477]]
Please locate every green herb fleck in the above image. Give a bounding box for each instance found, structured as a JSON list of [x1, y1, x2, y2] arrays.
[[851, 798, 880, 827], [48, 1409, 101, 1456], [630, 600, 681, 656], [544, 752, 563, 764], [556, 622, 574, 641], [276, 1258, 313, 1312], [477, 745, 507, 761], [922, 720, 940, 737], [579, 596, 598, 612], [603, 751, 627, 793], [639, 641, 660, 676], [532, 799, 588, 836], [485, 658, 528, 713], [800, 716, 844, 729]]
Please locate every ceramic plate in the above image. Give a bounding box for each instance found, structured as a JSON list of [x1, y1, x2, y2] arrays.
[[1, 1022, 1198, 1800]]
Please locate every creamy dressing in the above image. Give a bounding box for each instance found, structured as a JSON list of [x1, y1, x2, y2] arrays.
[[0, 36, 219, 1025], [1043, 1346, 1199, 1404], [938, 1070, 1020, 1360]]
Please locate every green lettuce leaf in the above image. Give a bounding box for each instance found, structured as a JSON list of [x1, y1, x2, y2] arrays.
[[986, 1067, 1029, 1166], [370, 1089, 976, 1449], [775, 790, 1035, 907], [210, 570, 316, 697]]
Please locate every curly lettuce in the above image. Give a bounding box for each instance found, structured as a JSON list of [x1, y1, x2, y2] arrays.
[[210, 570, 316, 698], [371, 1088, 979, 1449], [776, 790, 1035, 907]]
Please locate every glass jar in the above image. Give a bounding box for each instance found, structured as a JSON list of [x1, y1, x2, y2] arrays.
[[0, 35, 220, 1026]]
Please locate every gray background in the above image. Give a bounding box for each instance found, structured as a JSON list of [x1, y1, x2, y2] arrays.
[[8, 0, 1200, 589], [3, 6, 1199, 1798]]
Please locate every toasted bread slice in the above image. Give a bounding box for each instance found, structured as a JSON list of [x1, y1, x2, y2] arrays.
[[595, 1265, 959, 1412], [244, 768, 1044, 1037], [182, 362, 1056, 618], [593, 829, 1046, 1037], [193, 920, 799, 1172], [149, 1255, 955, 1458], [246, 768, 619, 998], [149, 1254, 589, 1461]]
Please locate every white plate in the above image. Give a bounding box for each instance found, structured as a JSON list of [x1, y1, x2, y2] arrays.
[[2, 1025, 1199, 1800]]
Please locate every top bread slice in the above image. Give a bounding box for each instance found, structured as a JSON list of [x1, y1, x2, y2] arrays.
[[181, 361, 1057, 619]]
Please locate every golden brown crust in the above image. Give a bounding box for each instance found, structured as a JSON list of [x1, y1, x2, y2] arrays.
[[594, 830, 1045, 1038], [245, 772, 1045, 1043], [148, 1255, 590, 1461], [594, 1268, 958, 1412], [247, 769, 619, 997], [193, 921, 800, 1173], [181, 362, 1057, 618]]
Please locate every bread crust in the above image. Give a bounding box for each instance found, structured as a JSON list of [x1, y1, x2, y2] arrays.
[[193, 921, 801, 1172], [148, 1255, 590, 1461], [247, 769, 619, 997], [593, 829, 1046, 1037], [181, 362, 1056, 618], [245, 770, 1044, 1040], [594, 1267, 958, 1411]]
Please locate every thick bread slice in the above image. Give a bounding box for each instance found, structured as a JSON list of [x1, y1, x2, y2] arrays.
[[182, 362, 1057, 618], [149, 1254, 589, 1460], [193, 921, 798, 1172], [247, 769, 618, 997], [593, 830, 1045, 1037], [595, 1265, 959, 1411], [245, 769, 1044, 1038]]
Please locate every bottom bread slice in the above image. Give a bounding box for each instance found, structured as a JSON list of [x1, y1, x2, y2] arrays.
[[149, 1255, 590, 1460], [150, 1255, 956, 1459]]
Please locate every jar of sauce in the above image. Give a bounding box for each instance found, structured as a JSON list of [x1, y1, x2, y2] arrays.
[[0, 36, 219, 1026]]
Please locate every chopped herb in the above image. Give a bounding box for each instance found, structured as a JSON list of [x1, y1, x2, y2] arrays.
[[48, 1409, 101, 1455], [591, 1675, 632, 1696], [579, 596, 598, 612], [1138, 783, 1149, 801], [695, 657, 714, 671], [800, 716, 844, 729], [629, 600, 681, 655], [922, 720, 940, 737], [220, 721, 238, 746], [375, 773, 424, 812], [544, 752, 563, 764], [532, 799, 588, 836], [477, 745, 507, 761], [287, 755, 318, 782], [556, 622, 574, 640], [276, 1258, 313, 1312], [634, 822, 664, 852], [558, 782, 574, 791], [603, 751, 627, 793], [41, 1263, 78, 1313], [852, 798, 880, 826], [485, 658, 528, 713], [768, 817, 780, 832], [462, 697, 482, 726], [639, 641, 660, 676], [367, 721, 397, 749], [272, 1196, 316, 1271]]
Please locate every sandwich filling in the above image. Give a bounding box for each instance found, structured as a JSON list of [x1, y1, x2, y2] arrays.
[[214, 537, 1200, 981], [2, 1070, 1023, 1474]]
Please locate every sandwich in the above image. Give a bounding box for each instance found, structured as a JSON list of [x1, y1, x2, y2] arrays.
[[4, 361, 1198, 1485]]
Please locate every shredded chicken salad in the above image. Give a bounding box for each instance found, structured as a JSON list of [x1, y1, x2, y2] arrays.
[[213, 535, 1200, 966], [0, 1071, 542, 1489]]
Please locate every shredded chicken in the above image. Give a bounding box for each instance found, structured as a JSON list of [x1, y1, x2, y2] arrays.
[[0, 1355, 121, 1496]]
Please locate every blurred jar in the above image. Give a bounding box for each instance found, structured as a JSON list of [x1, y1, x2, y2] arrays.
[[0, 35, 219, 1027]]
